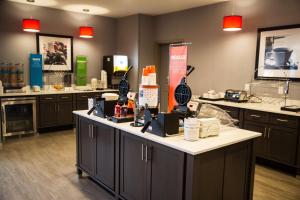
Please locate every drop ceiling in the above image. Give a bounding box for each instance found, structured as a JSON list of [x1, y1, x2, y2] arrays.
[[8, 0, 228, 18]]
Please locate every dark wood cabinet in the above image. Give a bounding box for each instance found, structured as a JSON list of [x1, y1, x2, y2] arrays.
[[57, 102, 73, 125], [120, 131, 147, 200], [77, 117, 116, 191], [78, 117, 95, 175], [244, 121, 268, 157], [268, 125, 298, 165], [147, 141, 185, 200], [119, 131, 185, 200], [94, 122, 115, 190], [39, 102, 57, 128], [243, 110, 299, 167], [76, 115, 257, 200], [38, 94, 73, 128]]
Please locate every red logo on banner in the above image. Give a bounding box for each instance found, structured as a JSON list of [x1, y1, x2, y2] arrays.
[[168, 45, 188, 112]]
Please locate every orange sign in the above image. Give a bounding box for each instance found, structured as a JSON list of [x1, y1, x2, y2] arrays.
[[168, 45, 188, 112]]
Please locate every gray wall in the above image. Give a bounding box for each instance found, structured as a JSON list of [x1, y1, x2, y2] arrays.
[[115, 15, 139, 91], [115, 14, 156, 91], [154, 0, 300, 99], [0, 1, 116, 84]]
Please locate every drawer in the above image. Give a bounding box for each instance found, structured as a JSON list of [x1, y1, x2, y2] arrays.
[[39, 95, 57, 102], [269, 113, 299, 129], [58, 94, 73, 101], [244, 110, 269, 123], [76, 93, 91, 101], [217, 105, 239, 119]]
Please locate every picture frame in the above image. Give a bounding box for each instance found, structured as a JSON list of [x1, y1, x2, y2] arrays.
[[36, 33, 73, 72], [255, 24, 300, 81]]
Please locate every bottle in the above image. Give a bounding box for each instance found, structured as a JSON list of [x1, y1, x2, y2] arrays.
[[114, 103, 121, 117]]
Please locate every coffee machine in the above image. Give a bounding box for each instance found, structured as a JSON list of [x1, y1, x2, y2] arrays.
[[103, 55, 129, 88]]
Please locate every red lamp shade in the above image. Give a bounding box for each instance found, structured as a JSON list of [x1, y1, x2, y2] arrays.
[[223, 15, 242, 31], [22, 19, 40, 32], [79, 26, 94, 38]]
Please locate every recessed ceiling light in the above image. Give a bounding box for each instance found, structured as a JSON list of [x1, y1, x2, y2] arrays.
[[26, 0, 35, 2], [83, 8, 90, 12]]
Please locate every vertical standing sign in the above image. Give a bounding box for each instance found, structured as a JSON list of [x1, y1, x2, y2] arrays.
[[168, 45, 188, 112]]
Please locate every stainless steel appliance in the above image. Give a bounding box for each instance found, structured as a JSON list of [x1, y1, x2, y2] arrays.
[[224, 89, 247, 103], [1, 97, 37, 137]]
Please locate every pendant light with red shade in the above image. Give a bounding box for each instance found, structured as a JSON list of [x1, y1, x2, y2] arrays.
[[223, 0, 242, 31], [22, 0, 40, 32], [79, 8, 94, 39]]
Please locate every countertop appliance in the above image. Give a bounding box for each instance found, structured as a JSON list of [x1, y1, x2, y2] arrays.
[[224, 89, 247, 103], [1, 97, 37, 138], [103, 55, 129, 88], [172, 66, 195, 119], [141, 109, 179, 137]]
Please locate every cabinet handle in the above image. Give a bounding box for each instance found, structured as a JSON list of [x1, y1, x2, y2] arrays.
[[91, 125, 94, 139], [88, 124, 91, 138], [276, 118, 288, 123], [145, 145, 148, 163], [57, 104, 60, 112], [268, 128, 271, 139], [81, 95, 88, 98], [45, 97, 53, 100], [250, 114, 261, 118], [225, 110, 231, 113], [61, 96, 69, 99], [142, 144, 144, 161], [54, 104, 57, 112], [263, 127, 267, 138]]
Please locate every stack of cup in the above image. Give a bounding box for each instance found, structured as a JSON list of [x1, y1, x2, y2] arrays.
[[184, 118, 200, 141]]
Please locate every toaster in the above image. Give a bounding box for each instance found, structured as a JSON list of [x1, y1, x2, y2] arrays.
[[224, 89, 248, 103]]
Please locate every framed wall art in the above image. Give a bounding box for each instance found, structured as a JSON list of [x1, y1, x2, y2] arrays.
[[36, 33, 73, 72], [255, 24, 300, 81]]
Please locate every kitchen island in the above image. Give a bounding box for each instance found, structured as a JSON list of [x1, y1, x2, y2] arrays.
[[73, 110, 261, 200]]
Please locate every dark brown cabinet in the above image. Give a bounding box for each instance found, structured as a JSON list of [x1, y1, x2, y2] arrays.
[[38, 94, 73, 128], [244, 121, 268, 157], [39, 102, 57, 128], [243, 110, 298, 166], [268, 125, 298, 165], [119, 130, 185, 200], [120, 131, 147, 200], [147, 141, 185, 200], [78, 117, 95, 175], [77, 117, 115, 191], [57, 102, 73, 125], [94, 121, 115, 190]]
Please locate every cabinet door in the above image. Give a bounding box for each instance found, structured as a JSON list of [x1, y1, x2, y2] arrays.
[[147, 142, 184, 200], [120, 131, 147, 200], [244, 121, 267, 157], [57, 102, 73, 126], [268, 125, 297, 165], [76, 100, 89, 110], [78, 118, 95, 175], [94, 122, 115, 190], [39, 102, 57, 128]]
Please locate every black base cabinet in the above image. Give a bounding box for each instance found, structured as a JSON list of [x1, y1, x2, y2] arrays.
[[120, 130, 185, 200], [76, 116, 115, 191], [209, 102, 300, 176], [76, 116, 256, 200]]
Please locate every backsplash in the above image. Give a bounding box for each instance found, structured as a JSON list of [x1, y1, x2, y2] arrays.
[[250, 81, 300, 100]]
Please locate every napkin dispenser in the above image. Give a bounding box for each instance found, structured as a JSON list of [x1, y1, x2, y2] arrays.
[[87, 97, 117, 118], [141, 109, 179, 137]]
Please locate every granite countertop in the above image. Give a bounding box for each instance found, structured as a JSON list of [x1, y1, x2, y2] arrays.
[[73, 110, 261, 155], [195, 98, 300, 117], [0, 89, 118, 97]]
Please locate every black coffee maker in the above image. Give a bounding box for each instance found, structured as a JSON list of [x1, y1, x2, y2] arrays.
[[87, 97, 117, 118]]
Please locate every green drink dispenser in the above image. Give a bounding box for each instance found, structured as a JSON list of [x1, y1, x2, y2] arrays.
[[76, 56, 87, 86]]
